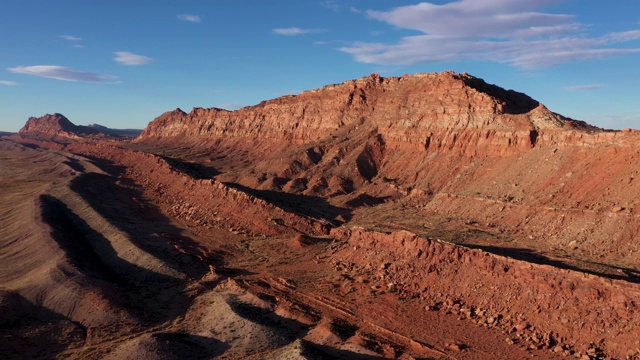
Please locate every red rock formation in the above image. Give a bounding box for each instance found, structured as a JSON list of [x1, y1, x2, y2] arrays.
[[134, 72, 640, 269], [138, 72, 594, 155], [333, 228, 640, 358], [19, 113, 96, 140], [134, 71, 602, 201], [66, 143, 330, 237], [18, 113, 140, 140]]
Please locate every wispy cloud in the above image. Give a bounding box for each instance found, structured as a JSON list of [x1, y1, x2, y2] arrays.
[[565, 84, 604, 91], [0, 80, 18, 86], [314, 39, 350, 46], [59, 35, 81, 41], [340, 0, 640, 68], [178, 14, 201, 23], [272, 27, 326, 36], [319, 1, 360, 13], [320, 0, 341, 12], [73, 44, 85, 49], [8, 65, 118, 83], [113, 51, 154, 65]]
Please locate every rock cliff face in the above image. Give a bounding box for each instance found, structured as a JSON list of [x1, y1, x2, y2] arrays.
[[138, 72, 594, 154], [134, 71, 640, 273], [134, 71, 619, 211]]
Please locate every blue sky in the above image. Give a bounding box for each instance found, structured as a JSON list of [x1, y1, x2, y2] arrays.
[[1, 0, 639, 132]]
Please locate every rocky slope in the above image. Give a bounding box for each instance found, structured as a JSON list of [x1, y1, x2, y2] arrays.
[[18, 113, 140, 140], [66, 143, 331, 237], [133, 71, 640, 269], [333, 228, 640, 358]]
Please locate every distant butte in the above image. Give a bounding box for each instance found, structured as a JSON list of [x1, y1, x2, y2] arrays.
[[18, 113, 141, 141]]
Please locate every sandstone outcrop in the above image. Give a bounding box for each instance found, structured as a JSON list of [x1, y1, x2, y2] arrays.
[[18, 113, 140, 140], [133, 71, 640, 268], [138, 72, 596, 154], [19, 113, 97, 140]]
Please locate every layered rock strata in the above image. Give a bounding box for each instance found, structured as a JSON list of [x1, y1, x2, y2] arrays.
[[138, 72, 595, 156]]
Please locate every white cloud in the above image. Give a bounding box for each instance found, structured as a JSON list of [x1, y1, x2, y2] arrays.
[[60, 35, 81, 41], [0, 81, 18, 86], [565, 84, 604, 91], [114, 51, 154, 65], [73, 44, 85, 49], [272, 27, 326, 36], [340, 0, 640, 68], [366, 1, 576, 38], [178, 14, 201, 23], [8, 65, 118, 83]]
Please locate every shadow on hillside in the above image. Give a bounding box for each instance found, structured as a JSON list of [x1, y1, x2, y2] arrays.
[[41, 194, 136, 283], [465, 244, 640, 284], [227, 297, 309, 339], [160, 155, 221, 179], [40, 194, 200, 323], [63, 157, 85, 172], [16, 142, 40, 150], [223, 297, 391, 359], [69, 171, 210, 280], [141, 333, 230, 359], [64, 155, 227, 323], [461, 77, 539, 114], [224, 182, 352, 225], [0, 290, 75, 327], [344, 194, 392, 209], [0, 293, 87, 359], [0, 291, 86, 359], [299, 339, 389, 359]]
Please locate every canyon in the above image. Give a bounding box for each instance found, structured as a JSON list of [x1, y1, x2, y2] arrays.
[[2, 71, 640, 359]]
